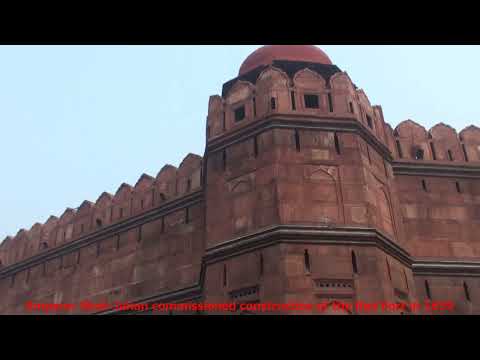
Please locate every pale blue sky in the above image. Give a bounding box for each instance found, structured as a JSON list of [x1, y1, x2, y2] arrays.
[[1, 45, 479, 240]]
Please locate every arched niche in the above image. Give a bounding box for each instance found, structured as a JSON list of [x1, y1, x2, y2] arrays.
[[330, 72, 356, 114], [255, 66, 290, 116]]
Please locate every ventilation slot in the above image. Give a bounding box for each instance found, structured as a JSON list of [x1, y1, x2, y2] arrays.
[[425, 280, 432, 300], [456, 181, 462, 194], [304, 249, 311, 273], [386, 259, 392, 281], [223, 264, 227, 287], [328, 93, 334, 112], [259, 253, 264, 277], [462, 144, 469, 162], [422, 179, 428, 192], [271, 97, 276, 110], [294, 129, 301, 152], [403, 270, 409, 291], [291, 91, 296, 110], [464, 282, 471, 302], [222, 149, 227, 171], [396, 140, 403, 158], [430, 142, 437, 160], [351, 251, 358, 274], [334, 132, 341, 155], [447, 149, 454, 161]]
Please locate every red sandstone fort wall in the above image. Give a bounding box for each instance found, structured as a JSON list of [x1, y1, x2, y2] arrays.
[[1, 50, 480, 314]]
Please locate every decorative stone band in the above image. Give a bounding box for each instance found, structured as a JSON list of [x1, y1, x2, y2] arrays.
[[207, 114, 394, 162], [392, 161, 480, 179], [96, 224, 480, 315], [207, 115, 480, 178], [413, 259, 480, 277], [204, 225, 411, 265]]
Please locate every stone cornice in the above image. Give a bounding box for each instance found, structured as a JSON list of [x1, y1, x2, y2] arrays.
[[207, 114, 394, 162], [0, 190, 204, 279], [392, 160, 480, 178], [206, 114, 480, 178], [204, 225, 411, 266], [413, 259, 480, 277], [94, 224, 480, 315]]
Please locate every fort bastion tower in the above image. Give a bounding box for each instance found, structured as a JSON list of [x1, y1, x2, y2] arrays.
[[1, 46, 480, 314]]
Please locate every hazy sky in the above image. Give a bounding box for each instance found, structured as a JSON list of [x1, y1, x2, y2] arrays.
[[1, 45, 479, 240]]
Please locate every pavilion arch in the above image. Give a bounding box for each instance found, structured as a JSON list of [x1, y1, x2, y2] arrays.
[[256, 66, 290, 89], [329, 72, 357, 114], [293, 68, 327, 90], [255, 66, 291, 116], [225, 80, 255, 106], [329, 72, 355, 92]]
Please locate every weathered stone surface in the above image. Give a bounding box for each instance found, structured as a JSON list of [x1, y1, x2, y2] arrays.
[[1, 46, 479, 315]]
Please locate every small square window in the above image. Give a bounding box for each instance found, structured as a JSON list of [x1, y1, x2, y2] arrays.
[[234, 106, 245, 122], [304, 94, 319, 109]]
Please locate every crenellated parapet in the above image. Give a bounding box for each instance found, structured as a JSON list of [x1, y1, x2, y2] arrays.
[[0, 153, 204, 268], [206, 62, 388, 152], [2, 45, 480, 314], [390, 120, 480, 163]]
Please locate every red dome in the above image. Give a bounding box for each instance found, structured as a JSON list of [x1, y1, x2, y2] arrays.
[[239, 45, 333, 76]]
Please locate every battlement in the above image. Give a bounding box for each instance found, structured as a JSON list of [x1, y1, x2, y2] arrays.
[[0, 153, 203, 268], [386, 120, 480, 163], [207, 62, 392, 157], [2, 46, 480, 315]]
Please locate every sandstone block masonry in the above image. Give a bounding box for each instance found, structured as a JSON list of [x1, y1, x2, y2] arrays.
[[1, 46, 479, 314]]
